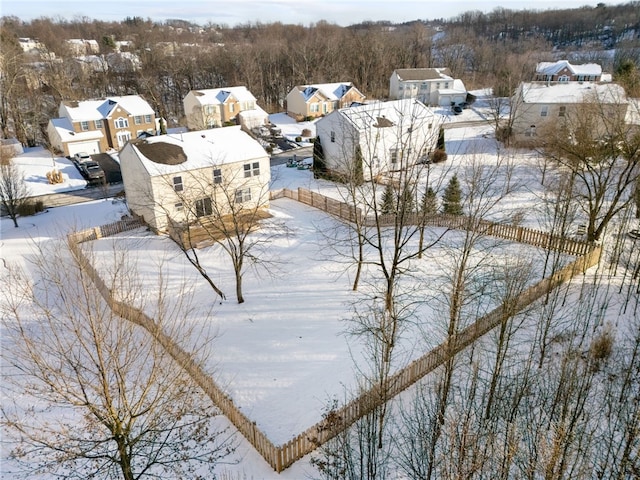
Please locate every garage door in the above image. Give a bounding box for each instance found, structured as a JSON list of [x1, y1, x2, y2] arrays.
[[67, 140, 100, 157]]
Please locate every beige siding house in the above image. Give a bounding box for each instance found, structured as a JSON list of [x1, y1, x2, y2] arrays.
[[47, 95, 157, 156], [183, 86, 268, 131], [119, 126, 270, 233], [286, 82, 366, 121], [389, 68, 467, 106], [511, 81, 628, 146]]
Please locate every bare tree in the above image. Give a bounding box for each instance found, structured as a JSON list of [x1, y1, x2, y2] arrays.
[[540, 91, 640, 242], [0, 153, 30, 227], [1, 241, 235, 479]]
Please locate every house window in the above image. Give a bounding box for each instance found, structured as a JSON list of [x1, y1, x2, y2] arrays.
[[310, 103, 319, 113], [134, 116, 142, 125], [444, 83, 449, 89], [94, 119, 103, 129], [213, 168, 222, 184], [173, 176, 183, 192], [115, 117, 129, 128], [205, 105, 214, 115], [390, 149, 400, 164], [117, 131, 131, 148], [144, 114, 152, 123], [330, 131, 335, 143], [540, 106, 548, 117], [244, 162, 260, 178], [80, 121, 89, 131], [174, 202, 183, 211], [195, 197, 213, 217], [235, 188, 251, 203], [559, 75, 570, 82], [229, 102, 235, 113], [322, 102, 328, 114], [559, 106, 566, 117]]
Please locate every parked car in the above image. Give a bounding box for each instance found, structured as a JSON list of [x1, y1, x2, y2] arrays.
[[79, 160, 105, 182], [73, 152, 92, 163], [452, 104, 463, 115]]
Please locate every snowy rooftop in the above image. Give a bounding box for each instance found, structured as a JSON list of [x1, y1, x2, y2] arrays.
[[299, 82, 357, 101], [336, 98, 437, 130], [393, 67, 454, 81], [536, 60, 602, 76], [60, 95, 154, 121], [49, 117, 104, 142], [189, 86, 256, 105], [128, 126, 267, 176], [520, 81, 627, 104]]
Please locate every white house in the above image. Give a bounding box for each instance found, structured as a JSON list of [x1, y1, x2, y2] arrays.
[[183, 86, 267, 131], [119, 126, 270, 233], [389, 68, 467, 106], [315, 99, 440, 181]]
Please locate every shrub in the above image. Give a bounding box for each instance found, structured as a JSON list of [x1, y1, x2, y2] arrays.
[[305, 116, 314, 122], [431, 149, 448, 163], [17, 200, 45, 217], [496, 125, 512, 143], [301, 128, 312, 137], [295, 136, 302, 142]]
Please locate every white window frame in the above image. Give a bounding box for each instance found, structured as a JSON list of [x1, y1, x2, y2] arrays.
[[144, 114, 152, 123], [94, 119, 103, 129], [80, 121, 89, 131], [115, 117, 129, 128], [540, 106, 548, 117], [195, 197, 213, 217], [134, 116, 142, 125], [235, 188, 251, 203], [243, 162, 260, 178], [213, 168, 222, 184], [173, 176, 183, 192]]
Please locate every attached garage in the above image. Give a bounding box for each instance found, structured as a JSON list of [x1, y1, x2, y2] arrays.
[[67, 140, 101, 157]]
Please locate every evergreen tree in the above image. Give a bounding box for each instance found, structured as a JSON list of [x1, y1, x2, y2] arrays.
[[381, 183, 396, 214], [313, 137, 327, 178], [437, 127, 446, 151], [420, 186, 438, 216], [442, 174, 463, 215]]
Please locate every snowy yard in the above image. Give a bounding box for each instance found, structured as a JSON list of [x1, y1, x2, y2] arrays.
[[4, 121, 632, 479]]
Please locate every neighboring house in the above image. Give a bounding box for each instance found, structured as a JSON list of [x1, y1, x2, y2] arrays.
[[119, 126, 270, 233], [389, 68, 467, 106], [65, 39, 100, 55], [315, 99, 440, 181], [47, 95, 157, 156], [286, 82, 366, 121], [183, 86, 268, 131], [534, 60, 602, 82], [511, 81, 628, 146]]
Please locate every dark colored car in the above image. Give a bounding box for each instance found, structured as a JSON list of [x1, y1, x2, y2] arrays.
[[452, 104, 463, 115], [79, 160, 106, 182]]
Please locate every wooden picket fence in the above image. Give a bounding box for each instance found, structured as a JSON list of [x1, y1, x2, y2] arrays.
[[69, 192, 601, 472]]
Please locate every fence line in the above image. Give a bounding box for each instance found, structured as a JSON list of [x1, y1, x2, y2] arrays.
[[69, 200, 601, 472], [286, 187, 591, 256]]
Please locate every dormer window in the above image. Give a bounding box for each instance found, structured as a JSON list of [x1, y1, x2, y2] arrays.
[[115, 117, 129, 128]]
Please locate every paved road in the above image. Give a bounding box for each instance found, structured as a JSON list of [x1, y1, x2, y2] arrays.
[[270, 145, 313, 166], [32, 183, 125, 209]]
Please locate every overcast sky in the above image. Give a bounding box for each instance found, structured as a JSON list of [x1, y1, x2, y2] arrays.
[[1, 0, 614, 26]]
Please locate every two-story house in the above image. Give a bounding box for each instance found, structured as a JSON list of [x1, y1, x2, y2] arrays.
[[511, 81, 628, 146], [534, 60, 602, 83], [119, 126, 270, 234], [47, 95, 157, 156], [389, 68, 467, 106], [315, 99, 440, 181], [286, 82, 366, 121], [183, 86, 268, 131]]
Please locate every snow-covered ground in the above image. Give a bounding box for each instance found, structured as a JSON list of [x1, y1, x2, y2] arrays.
[[3, 112, 607, 479]]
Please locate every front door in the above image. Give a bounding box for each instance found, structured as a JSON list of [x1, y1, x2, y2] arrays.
[[117, 131, 132, 148]]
